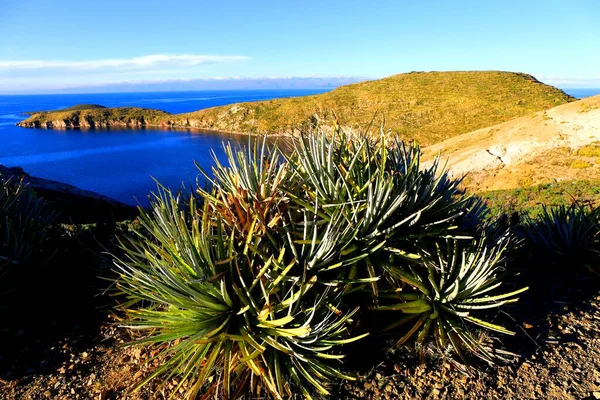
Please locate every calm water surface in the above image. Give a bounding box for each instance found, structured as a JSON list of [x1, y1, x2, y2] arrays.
[[563, 88, 600, 99], [1, 88, 598, 206], [0, 90, 327, 205]]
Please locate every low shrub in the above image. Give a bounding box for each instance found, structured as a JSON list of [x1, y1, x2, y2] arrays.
[[577, 144, 600, 158], [377, 236, 526, 364], [0, 177, 55, 279], [521, 204, 600, 273], [571, 159, 592, 169]]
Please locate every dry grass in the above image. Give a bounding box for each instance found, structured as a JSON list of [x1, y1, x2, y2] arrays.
[[19, 71, 574, 145], [571, 160, 593, 169], [577, 144, 600, 157]]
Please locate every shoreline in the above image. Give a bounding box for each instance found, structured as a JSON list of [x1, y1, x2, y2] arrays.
[[15, 117, 305, 138], [15, 71, 576, 148]]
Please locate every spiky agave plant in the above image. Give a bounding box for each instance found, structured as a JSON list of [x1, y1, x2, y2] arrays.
[[521, 203, 600, 272], [114, 148, 369, 399], [196, 139, 291, 253], [198, 138, 379, 290], [284, 130, 487, 293], [1, 177, 55, 277], [284, 128, 522, 362], [377, 235, 527, 364]]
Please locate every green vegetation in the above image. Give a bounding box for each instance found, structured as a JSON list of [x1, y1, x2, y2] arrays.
[[24, 104, 107, 115], [114, 129, 525, 398], [21, 107, 170, 128], [378, 235, 525, 364], [571, 159, 592, 169], [19, 71, 574, 145], [115, 188, 365, 399], [60, 104, 107, 111], [577, 144, 600, 157], [0, 178, 56, 278], [522, 204, 600, 273], [482, 180, 600, 217]]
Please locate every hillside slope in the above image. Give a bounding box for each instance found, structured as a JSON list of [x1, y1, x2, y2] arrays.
[[423, 94, 600, 191], [19, 71, 573, 145]]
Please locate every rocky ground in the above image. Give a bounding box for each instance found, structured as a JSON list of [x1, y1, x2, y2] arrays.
[[335, 288, 600, 400], [1, 260, 599, 400]]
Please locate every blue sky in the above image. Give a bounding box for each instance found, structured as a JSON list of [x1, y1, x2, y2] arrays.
[[0, 0, 599, 92]]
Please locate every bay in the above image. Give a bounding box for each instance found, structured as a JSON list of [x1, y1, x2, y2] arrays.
[[0, 89, 327, 206]]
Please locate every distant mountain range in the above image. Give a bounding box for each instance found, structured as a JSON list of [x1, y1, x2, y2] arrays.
[[13, 77, 367, 94]]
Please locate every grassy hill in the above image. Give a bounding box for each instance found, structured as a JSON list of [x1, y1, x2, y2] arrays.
[[24, 104, 108, 115], [56, 104, 107, 111], [19, 71, 574, 145], [176, 71, 573, 144]]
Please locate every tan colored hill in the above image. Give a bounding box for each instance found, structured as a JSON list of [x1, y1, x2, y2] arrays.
[[19, 71, 573, 146], [423, 94, 600, 191]]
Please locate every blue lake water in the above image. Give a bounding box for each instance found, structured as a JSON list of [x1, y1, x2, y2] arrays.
[[563, 88, 600, 99], [0, 90, 327, 206], [0, 88, 598, 206]]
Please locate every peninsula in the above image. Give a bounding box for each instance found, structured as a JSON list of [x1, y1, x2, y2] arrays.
[[18, 71, 574, 146]]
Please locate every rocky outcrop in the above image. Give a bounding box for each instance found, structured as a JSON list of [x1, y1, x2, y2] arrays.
[[17, 106, 170, 132], [423, 94, 600, 191], [20, 118, 147, 129], [0, 165, 138, 224]]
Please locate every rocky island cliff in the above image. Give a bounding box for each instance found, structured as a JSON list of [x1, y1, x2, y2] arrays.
[[17, 71, 574, 146]]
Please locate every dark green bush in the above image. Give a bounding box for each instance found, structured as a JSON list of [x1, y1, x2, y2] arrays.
[[521, 203, 600, 272], [1, 178, 55, 278]]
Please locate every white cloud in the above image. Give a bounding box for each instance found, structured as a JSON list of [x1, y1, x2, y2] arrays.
[[537, 74, 600, 88], [0, 54, 248, 72], [0, 74, 366, 94]]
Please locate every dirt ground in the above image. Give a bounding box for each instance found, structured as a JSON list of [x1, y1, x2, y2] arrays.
[[1, 262, 599, 400]]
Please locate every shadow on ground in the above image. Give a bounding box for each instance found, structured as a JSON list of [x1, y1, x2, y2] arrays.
[[0, 223, 125, 383]]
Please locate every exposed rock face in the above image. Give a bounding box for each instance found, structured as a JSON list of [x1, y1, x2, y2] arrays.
[[20, 118, 147, 129], [0, 165, 138, 224], [423, 95, 600, 191]]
